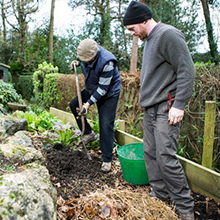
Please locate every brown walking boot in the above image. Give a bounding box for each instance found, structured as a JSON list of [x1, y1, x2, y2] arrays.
[[82, 131, 97, 145]]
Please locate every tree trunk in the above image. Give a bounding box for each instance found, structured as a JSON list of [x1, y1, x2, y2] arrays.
[[98, 0, 112, 50], [49, 0, 55, 64], [1, 0, 8, 63], [130, 0, 146, 74], [14, 0, 27, 64], [1, 0, 7, 42], [130, 36, 138, 74], [200, 0, 219, 64], [5, 0, 39, 67]]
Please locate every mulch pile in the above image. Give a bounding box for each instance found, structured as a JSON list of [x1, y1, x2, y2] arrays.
[[57, 187, 179, 220]]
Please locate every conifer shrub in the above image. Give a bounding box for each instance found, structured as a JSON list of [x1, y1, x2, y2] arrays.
[[18, 75, 34, 101]]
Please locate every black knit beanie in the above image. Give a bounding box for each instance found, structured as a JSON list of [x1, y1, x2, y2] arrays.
[[123, 1, 152, 26]]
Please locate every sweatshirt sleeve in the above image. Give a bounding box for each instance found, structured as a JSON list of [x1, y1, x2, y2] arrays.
[[160, 28, 195, 110], [87, 61, 114, 105]]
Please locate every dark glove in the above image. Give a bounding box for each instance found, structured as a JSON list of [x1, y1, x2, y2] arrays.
[[76, 103, 89, 116]]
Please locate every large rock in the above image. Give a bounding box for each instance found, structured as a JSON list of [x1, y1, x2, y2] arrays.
[[0, 131, 45, 165], [0, 163, 57, 220], [0, 120, 58, 219], [0, 116, 27, 136], [7, 131, 34, 148]]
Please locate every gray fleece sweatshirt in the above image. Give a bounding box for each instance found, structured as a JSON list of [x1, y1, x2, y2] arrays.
[[139, 22, 195, 110]]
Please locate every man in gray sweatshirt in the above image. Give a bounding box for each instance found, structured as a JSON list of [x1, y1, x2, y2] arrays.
[[123, 1, 195, 220]]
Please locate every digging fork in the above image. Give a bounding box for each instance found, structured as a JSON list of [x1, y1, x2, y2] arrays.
[[72, 62, 92, 161]]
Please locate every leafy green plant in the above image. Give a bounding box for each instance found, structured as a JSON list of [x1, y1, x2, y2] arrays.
[[89, 115, 100, 134], [52, 122, 78, 147], [25, 103, 44, 115], [0, 81, 23, 110], [38, 61, 58, 74], [43, 73, 61, 108], [15, 108, 79, 147], [33, 61, 58, 103], [15, 110, 61, 131]]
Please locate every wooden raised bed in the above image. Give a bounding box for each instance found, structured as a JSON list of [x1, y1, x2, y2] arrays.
[[115, 129, 220, 203], [50, 107, 220, 203]]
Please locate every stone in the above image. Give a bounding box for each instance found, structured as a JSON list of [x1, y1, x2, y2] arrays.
[[0, 142, 45, 165], [0, 116, 27, 136], [0, 163, 57, 220]]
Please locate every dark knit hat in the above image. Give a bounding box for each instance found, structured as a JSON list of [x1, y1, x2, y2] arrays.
[[123, 1, 152, 26]]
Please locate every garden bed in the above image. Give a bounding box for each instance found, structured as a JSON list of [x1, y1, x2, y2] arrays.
[[32, 134, 220, 220], [1, 136, 220, 219]]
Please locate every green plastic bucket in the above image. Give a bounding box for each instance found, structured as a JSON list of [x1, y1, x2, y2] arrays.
[[116, 143, 149, 185]]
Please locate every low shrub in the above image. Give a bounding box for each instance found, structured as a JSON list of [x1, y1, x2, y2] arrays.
[[18, 75, 34, 101], [0, 80, 23, 110]]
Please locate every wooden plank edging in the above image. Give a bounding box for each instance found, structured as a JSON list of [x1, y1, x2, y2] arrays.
[[180, 156, 220, 202], [115, 130, 220, 203], [50, 107, 76, 124], [50, 107, 220, 203]]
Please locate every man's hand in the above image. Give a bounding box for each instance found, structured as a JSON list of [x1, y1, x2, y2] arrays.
[[70, 60, 80, 70], [168, 107, 184, 125], [77, 102, 90, 116]]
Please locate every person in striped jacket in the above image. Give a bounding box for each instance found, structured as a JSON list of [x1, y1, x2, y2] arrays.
[[69, 39, 121, 172]]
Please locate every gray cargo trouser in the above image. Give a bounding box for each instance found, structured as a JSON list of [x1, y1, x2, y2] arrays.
[[143, 101, 194, 213]]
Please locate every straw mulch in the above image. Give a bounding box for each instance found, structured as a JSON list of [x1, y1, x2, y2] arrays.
[[57, 186, 179, 220]]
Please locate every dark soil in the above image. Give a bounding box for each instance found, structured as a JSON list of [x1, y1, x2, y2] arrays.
[[43, 145, 220, 220], [1, 144, 220, 220], [45, 145, 124, 199]]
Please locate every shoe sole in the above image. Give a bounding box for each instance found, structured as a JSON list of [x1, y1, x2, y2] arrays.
[[100, 168, 111, 173], [83, 136, 97, 145], [79, 136, 97, 146]]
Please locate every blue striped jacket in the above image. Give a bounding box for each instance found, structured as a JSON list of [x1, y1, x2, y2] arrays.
[[79, 46, 121, 105]]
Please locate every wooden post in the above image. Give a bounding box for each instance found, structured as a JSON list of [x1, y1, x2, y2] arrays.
[[118, 119, 125, 131], [202, 101, 216, 169]]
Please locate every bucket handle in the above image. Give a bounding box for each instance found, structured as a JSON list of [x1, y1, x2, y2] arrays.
[[115, 144, 121, 151]]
